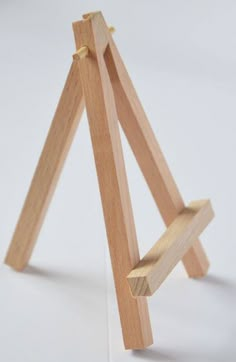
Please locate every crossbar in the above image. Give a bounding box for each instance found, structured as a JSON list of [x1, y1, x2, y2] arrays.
[[127, 200, 214, 296]]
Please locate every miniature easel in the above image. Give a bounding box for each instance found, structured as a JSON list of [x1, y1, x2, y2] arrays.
[[5, 12, 214, 350]]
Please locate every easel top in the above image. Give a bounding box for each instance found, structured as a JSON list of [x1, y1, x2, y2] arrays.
[[73, 12, 112, 57]]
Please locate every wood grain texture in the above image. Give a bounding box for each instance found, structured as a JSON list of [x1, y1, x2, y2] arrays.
[[73, 13, 153, 350], [5, 61, 84, 270], [4, 10, 213, 351], [128, 200, 214, 296], [104, 39, 210, 278]]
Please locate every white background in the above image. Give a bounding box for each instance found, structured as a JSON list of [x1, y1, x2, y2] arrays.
[[0, 1, 235, 361]]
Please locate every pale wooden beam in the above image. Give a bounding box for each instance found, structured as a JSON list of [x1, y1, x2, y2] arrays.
[[127, 200, 214, 297], [72, 13, 153, 350], [104, 41, 210, 278], [5, 61, 84, 271]]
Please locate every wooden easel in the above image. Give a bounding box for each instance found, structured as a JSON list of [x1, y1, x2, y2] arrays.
[[5, 12, 214, 350]]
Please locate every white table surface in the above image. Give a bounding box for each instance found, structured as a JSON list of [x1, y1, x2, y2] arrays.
[[0, 1, 235, 361]]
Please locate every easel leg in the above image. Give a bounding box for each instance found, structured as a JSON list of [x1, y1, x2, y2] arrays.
[[5, 61, 84, 270], [73, 24, 153, 349], [105, 41, 209, 278]]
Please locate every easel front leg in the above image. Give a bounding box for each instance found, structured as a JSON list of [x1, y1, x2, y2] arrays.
[[73, 20, 153, 349], [105, 41, 209, 278], [5, 61, 84, 270]]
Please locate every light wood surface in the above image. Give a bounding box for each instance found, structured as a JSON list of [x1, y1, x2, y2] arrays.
[[104, 38, 210, 278], [73, 13, 153, 350], [5, 61, 84, 270], [4, 10, 214, 350], [127, 200, 214, 296]]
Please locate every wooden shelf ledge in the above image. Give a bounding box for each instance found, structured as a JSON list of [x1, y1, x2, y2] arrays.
[[127, 200, 214, 297]]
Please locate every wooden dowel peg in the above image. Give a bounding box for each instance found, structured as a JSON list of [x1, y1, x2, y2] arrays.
[[73, 46, 89, 60], [82, 12, 100, 20], [82, 12, 115, 34], [109, 26, 116, 34], [72, 26, 114, 61]]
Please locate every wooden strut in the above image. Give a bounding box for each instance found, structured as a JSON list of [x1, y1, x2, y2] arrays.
[[4, 12, 214, 350]]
